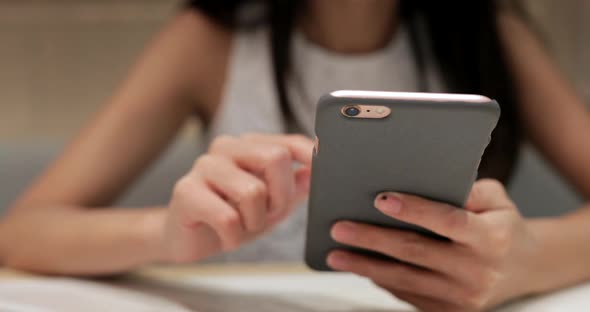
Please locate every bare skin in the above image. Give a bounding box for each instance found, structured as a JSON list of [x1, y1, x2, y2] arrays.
[[0, 1, 589, 310]]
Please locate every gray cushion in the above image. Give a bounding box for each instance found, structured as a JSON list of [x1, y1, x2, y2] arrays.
[[0, 138, 200, 213]]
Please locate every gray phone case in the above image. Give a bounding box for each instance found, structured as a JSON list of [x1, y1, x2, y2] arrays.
[[305, 91, 500, 271]]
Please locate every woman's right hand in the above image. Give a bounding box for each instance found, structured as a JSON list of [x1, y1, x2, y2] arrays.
[[151, 134, 314, 263]]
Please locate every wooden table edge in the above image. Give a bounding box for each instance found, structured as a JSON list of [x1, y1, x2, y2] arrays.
[[0, 263, 312, 280], [135, 263, 311, 280]]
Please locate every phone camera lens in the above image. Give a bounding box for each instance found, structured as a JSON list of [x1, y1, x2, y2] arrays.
[[344, 106, 360, 117]]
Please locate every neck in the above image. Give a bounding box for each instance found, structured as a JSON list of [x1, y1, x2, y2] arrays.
[[302, 0, 399, 54]]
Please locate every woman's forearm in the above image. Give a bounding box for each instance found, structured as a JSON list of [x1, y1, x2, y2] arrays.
[[526, 202, 590, 295], [0, 206, 165, 276]]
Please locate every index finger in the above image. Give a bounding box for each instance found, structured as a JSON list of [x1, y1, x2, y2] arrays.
[[374, 192, 483, 245], [241, 134, 314, 165]]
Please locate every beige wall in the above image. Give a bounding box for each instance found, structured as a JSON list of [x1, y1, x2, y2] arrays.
[[523, 0, 590, 98], [0, 1, 588, 140], [0, 0, 183, 139]]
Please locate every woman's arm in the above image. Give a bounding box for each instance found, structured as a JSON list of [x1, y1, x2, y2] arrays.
[[497, 11, 590, 294], [498, 12, 590, 198], [0, 10, 314, 276], [0, 11, 230, 275]]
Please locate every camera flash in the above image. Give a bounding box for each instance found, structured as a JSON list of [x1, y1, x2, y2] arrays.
[[376, 107, 385, 114]]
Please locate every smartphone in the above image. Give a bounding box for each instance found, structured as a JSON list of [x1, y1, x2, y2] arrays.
[[304, 90, 500, 271]]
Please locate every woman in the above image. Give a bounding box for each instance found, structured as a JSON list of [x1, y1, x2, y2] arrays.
[[1, 1, 589, 311]]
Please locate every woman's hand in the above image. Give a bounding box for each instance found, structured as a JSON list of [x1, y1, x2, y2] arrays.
[[151, 134, 313, 264], [327, 179, 541, 311]]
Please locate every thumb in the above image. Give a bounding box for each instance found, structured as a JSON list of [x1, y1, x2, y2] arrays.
[[266, 166, 311, 227], [294, 166, 312, 202], [465, 179, 516, 213]]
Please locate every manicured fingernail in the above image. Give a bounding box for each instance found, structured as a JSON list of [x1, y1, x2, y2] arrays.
[[327, 251, 350, 269], [375, 192, 402, 215], [331, 221, 357, 242]]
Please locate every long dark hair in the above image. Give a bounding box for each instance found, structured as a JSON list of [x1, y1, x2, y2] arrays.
[[185, 0, 523, 183]]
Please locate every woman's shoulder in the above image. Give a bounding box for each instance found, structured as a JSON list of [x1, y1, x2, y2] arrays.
[[161, 9, 273, 122], [171, 9, 232, 44], [160, 9, 234, 120]]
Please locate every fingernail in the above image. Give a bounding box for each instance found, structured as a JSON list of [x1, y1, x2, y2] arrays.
[[375, 192, 402, 215], [327, 251, 350, 269], [330, 221, 357, 242]]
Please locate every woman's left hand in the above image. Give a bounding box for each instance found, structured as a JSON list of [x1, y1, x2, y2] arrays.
[[327, 179, 541, 312]]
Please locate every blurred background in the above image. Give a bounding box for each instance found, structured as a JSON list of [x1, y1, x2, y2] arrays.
[[0, 0, 588, 215]]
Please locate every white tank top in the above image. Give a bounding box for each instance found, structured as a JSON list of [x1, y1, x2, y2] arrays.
[[203, 25, 443, 263]]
